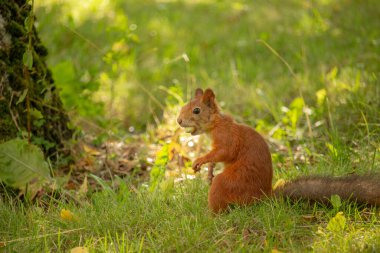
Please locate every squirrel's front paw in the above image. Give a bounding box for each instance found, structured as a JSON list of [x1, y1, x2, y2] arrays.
[[192, 158, 204, 172]]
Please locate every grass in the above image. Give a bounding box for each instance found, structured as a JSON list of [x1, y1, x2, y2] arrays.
[[1, 0, 379, 252], [34, 0, 380, 133], [1, 178, 379, 252]]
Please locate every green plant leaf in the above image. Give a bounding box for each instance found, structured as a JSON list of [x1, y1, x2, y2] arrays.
[[330, 194, 342, 209], [0, 138, 51, 190], [149, 143, 170, 192], [16, 89, 28, 105], [288, 97, 304, 130], [327, 66, 338, 81], [89, 174, 114, 196], [23, 48, 33, 70], [326, 142, 338, 158], [24, 15, 34, 32], [30, 108, 44, 119], [316, 88, 327, 106], [326, 212, 346, 233]]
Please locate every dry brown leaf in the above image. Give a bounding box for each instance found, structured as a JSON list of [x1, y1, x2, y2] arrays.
[[83, 144, 101, 156], [302, 214, 316, 221]]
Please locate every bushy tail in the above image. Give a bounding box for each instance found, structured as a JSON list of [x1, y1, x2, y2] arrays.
[[274, 174, 380, 206]]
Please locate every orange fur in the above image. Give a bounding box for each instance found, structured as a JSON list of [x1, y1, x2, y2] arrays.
[[177, 88, 272, 213], [177, 88, 380, 213]]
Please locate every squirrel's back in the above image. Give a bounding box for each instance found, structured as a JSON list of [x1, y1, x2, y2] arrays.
[[274, 174, 380, 206]]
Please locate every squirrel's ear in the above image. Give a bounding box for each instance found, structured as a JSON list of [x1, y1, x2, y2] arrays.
[[195, 88, 204, 98], [202, 88, 216, 108]]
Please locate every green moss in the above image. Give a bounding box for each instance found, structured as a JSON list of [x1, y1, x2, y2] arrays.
[[0, 101, 18, 142], [0, 1, 14, 20], [0, 0, 73, 161], [9, 42, 24, 63], [34, 43, 48, 57], [7, 20, 24, 37]]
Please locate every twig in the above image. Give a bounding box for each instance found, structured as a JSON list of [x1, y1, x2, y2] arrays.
[[104, 143, 115, 188], [24, 67, 31, 144], [8, 92, 21, 132], [30, 98, 62, 113], [62, 24, 102, 52]]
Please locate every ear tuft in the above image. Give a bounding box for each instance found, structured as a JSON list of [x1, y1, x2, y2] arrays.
[[202, 88, 216, 108], [195, 88, 204, 98]]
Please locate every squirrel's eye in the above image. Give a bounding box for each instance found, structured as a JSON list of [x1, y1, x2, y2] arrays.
[[193, 108, 201, 114]]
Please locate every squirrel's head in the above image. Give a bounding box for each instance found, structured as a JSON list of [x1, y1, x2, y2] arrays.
[[177, 88, 219, 135]]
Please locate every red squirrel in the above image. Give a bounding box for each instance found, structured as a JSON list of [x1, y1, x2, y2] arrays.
[[177, 88, 380, 213]]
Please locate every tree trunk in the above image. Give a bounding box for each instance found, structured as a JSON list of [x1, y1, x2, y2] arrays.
[[0, 0, 73, 160]]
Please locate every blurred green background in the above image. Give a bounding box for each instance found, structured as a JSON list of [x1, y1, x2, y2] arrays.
[[1, 2, 379, 251], [35, 0, 379, 143]]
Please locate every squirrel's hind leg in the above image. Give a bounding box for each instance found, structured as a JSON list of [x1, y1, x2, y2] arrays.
[[208, 174, 229, 213], [208, 168, 264, 213]]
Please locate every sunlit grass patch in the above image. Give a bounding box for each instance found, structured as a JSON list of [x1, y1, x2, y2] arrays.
[[35, 0, 380, 134], [2, 178, 379, 252], [36, 0, 116, 25]]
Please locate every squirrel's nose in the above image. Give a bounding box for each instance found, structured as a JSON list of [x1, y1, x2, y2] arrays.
[[177, 118, 182, 125]]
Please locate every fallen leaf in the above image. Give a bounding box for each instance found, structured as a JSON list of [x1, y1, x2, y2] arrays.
[[78, 175, 88, 197], [302, 214, 316, 221], [61, 209, 75, 221], [273, 178, 286, 190], [242, 228, 255, 242], [83, 144, 101, 156], [70, 246, 89, 253]]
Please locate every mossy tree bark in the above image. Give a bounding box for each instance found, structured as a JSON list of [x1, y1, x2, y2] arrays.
[[0, 0, 73, 160]]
